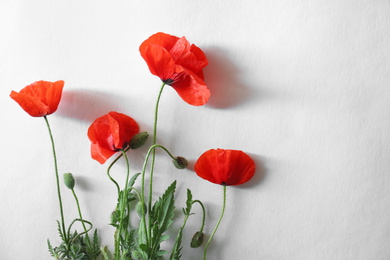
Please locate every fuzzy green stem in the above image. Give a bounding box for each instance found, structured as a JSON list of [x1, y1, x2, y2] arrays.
[[115, 150, 131, 260], [71, 189, 87, 232], [44, 116, 67, 243], [169, 214, 190, 260], [147, 83, 165, 241], [203, 185, 226, 260], [140, 143, 174, 246], [192, 200, 206, 233], [107, 156, 121, 196]]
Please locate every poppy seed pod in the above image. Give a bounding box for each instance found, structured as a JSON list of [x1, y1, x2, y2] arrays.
[[173, 156, 188, 169], [136, 201, 147, 217], [63, 173, 75, 190], [190, 231, 204, 248], [129, 132, 149, 149]]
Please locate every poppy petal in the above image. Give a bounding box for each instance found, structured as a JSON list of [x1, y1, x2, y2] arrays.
[[144, 44, 176, 81], [170, 67, 210, 106], [170, 38, 208, 74], [108, 112, 139, 150], [46, 80, 64, 115], [88, 114, 115, 151], [224, 150, 256, 185], [140, 32, 179, 60], [91, 143, 116, 164], [10, 90, 48, 117], [195, 149, 255, 186]]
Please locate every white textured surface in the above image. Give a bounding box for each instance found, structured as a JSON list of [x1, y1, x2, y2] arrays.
[[1, 1, 390, 259]]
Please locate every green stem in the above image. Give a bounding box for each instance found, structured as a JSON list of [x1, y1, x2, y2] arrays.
[[44, 116, 67, 243], [147, 83, 165, 241], [71, 189, 87, 232], [169, 214, 190, 260], [116, 150, 131, 260], [107, 156, 121, 196], [203, 185, 226, 260], [192, 200, 206, 233], [140, 143, 174, 246]]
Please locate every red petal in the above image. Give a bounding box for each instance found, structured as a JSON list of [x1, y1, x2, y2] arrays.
[[195, 149, 255, 186], [224, 150, 255, 185], [10, 90, 48, 117], [170, 37, 208, 74], [46, 80, 64, 115], [108, 112, 139, 150], [90, 143, 116, 164], [170, 67, 210, 106], [139, 32, 179, 60], [88, 114, 115, 151], [144, 44, 176, 81]]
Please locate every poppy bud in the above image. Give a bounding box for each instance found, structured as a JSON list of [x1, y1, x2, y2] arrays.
[[129, 132, 149, 149], [136, 201, 147, 217], [173, 156, 188, 169], [111, 210, 119, 225], [63, 173, 75, 190], [190, 231, 204, 248]]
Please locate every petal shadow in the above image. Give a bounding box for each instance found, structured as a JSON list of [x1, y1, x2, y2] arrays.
[[203, 47, 252, 108], [57, 89, 124, 122]]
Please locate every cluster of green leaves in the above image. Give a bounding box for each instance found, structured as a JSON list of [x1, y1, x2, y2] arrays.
[[48, 225, 100, 260], [107, 171, 199, 260]]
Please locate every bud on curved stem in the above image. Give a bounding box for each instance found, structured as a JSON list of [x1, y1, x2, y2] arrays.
[[173, 156, 188, 169], [63, 173, 75, 190]]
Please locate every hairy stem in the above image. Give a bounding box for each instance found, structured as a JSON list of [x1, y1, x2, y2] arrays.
[[192, 200, 206, 233], [147, 83, 165, 242], [71, 189, 87, 232], [44, 116, 67, 243], [140, 143, 174, 246], [203, 185, 226, 260], [115, 150, 131, 260]]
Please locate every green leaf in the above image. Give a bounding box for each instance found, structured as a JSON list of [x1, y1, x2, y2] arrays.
[[128, 172, 141, 188], [56, 220, 66, 242], [100, 246, 111, 260], [149, 181, 177, 258], [185, 189, 193, 215]]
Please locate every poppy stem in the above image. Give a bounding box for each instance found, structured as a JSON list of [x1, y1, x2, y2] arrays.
[[140, 143, 174, 246], [192, 200, 206, 233], [115, 150, 131, 259], [107, 155, 122, 196], [147, 83, 165, 241], [203, 185, 226, 260], [71, 188, 88, 233], [43, 116, 68, 243]]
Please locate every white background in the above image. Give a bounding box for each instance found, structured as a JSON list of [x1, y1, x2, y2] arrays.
[[1, 1, 390, 259]]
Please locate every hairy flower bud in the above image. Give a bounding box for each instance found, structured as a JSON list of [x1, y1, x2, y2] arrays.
[[173, 156, 188, 169], [190, 231, 204, 248], [63, 173, 75, 190], [111, 210, 119, 225], [129, 132, 149, 149], [136, 201, 147, 217]]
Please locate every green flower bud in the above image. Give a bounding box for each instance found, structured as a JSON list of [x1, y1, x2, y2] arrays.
[[190, 231, 204, 248], [63, 173, 75, 190], [173, 156, 188, 169], [136, 201, 147, 217], [129, 132, 149, 149], [111, 210, 119, 225]]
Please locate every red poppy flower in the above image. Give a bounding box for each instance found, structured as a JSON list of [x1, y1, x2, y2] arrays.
[[194, 149, 255, 186], [10, 80, 64, 117], [88, 111, 139, 164], [139, 32, 210, 106]]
